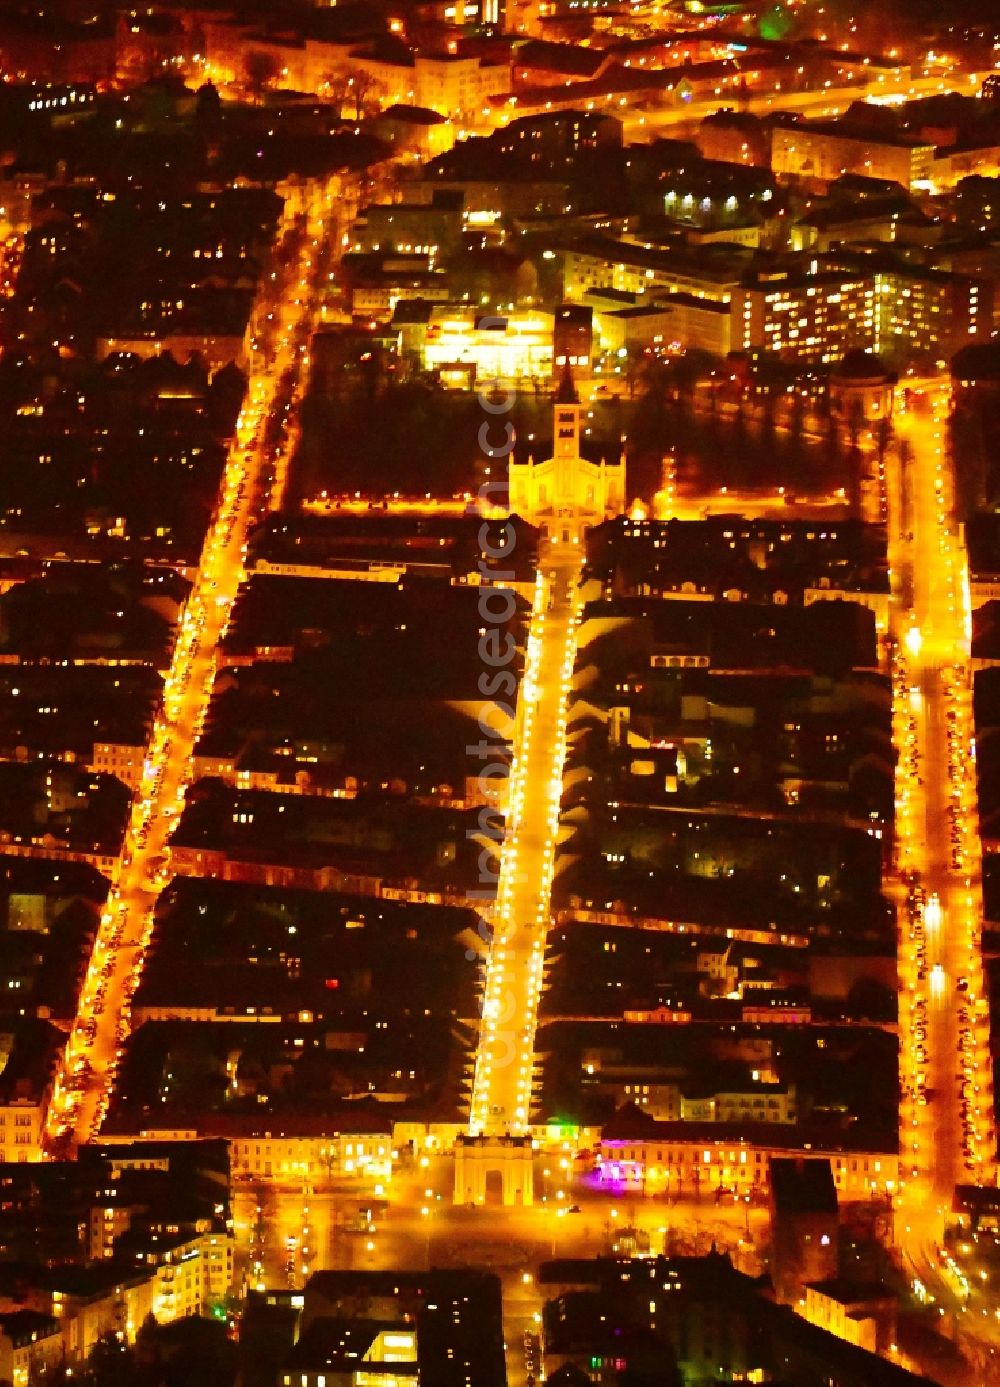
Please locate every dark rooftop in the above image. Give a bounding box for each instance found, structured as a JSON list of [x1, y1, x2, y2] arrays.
[[769, 1155, 839, 1215]]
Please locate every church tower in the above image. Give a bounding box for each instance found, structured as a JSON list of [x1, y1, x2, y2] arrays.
[[552, 363, 582, 503], [508, 362, 626, 543]]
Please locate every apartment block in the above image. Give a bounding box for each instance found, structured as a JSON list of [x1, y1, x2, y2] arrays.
[[731, 269, 876, 363], [771, 120, 935, 192]]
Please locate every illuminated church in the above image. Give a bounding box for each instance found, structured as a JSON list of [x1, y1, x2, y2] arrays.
[[507, 368, 626, 544]]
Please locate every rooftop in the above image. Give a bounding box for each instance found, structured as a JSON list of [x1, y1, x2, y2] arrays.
[[770, 1155, 839, 1214]]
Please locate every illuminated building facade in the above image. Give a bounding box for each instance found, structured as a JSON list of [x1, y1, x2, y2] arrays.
[[595, 1130, 896, 1201], [411, 55, 509, 116], [771, 121, 935, 193], [0, 1022, 62, 1165], [283, 1325, 418, 1387], [563, 238, 742, 306], [48, 1271, 157, 1362], [730, 263, 987, 365], [696, 109, 770, 167], [932, 140, 1000, 190], [227, 1129, 393, 1183], [0, 1314, 64, 1387], [350, 192, 464, 260], [801, 1281, 897, 1355], [508, 371, 626, 541], [876, 267, 992, 359], [0, 1096, 45, 1164], [731, 271, 876, 364], [593, 293, 732, 358], [422, 306, 554, 380]]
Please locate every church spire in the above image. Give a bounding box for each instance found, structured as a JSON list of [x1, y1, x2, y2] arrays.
[[554, 358, 579, 405]]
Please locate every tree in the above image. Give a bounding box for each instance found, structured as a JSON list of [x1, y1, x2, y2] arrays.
[[673, 347, 719, 396], [846, 976, 896, 1023], [787, 387, 805, 444], [823, 406, 841, 464], [343, 68, 382, 121], [195, 81, 221, 129], [243, 50, 280, 101], [322, 70, 353, 119], [84, 1333, 142, 1387]]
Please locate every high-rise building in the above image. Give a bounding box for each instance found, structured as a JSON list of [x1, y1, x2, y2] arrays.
[[731, 268, 876, 363]]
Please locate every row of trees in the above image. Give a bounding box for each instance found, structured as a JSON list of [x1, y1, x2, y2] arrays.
[[613, 348, 895, 508], [242, 52, 384, 118], [31, 1316, 236, 1387]]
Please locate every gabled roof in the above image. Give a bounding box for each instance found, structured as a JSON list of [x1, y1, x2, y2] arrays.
[[545, 1364, 594, 1386]]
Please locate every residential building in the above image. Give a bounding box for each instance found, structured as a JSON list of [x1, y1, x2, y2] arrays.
[[802, 1280, 897, 1354], [771, 120, 936, 192], [696, 110, 770, 167], [413, 55, 509, 116], [296, 1269, 507, 1387], [40, 1265, 157, 1361], [563, 235, 746, 305], [932, 139, 1000, 190], [350, 192, 465, 260], [731, 267, 876, 363], [593, 293, 731, 357], [92, 741, 147, 789], [613, 1075, 797, 1124], [105, 1115, 396, 1184], [493, 110, 622, 167], [116, 1228, 224, 1322], [0, 1311, 62, 1387], [595, 1127, 893, 1202], [876, 265, 992, 360], [281, 1320, 418, 1387], [537, 1255, 938, 1387], [373, 105, 454, 160], [0, 1022, 63, 1164]]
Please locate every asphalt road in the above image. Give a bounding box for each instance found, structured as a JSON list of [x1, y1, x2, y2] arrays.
[[471, 550, 583, 1135], [44, 178, 342, 1150], [888, 382, 998, 1373]]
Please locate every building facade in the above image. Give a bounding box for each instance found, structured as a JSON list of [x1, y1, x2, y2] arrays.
[[508, 373, 626, 542], [771, 123, 935, 192]]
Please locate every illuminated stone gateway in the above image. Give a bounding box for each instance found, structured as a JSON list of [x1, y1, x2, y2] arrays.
[[453, 1133, 535, 1206]]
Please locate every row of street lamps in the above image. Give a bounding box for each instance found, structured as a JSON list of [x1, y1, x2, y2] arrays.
[[44, 179, 340, 1151]]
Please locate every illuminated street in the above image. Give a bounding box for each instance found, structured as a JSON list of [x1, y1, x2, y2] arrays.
[[43, 178, 341, 1151], [887, 382, 997, 1369], [621, 69, 983, 142], [231, 1165, 763, 1387], [470, 550, 582, 1134], [3, 3, 998, 1380]]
